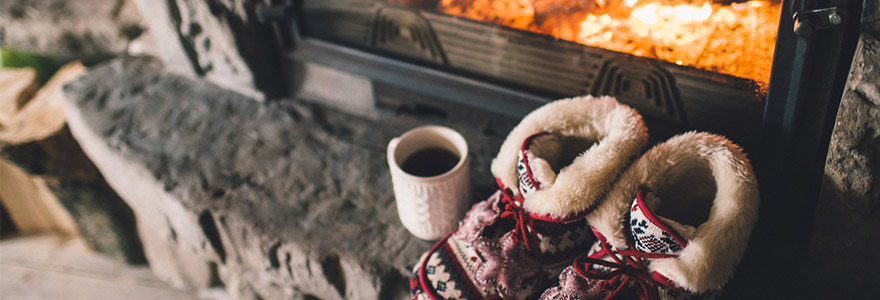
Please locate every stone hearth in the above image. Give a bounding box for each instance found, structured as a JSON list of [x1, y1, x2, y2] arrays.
[[61, 56, 510, 299]]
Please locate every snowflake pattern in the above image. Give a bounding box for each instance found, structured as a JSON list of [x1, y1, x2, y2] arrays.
[[537, 219, 593, 261], [629, 197, 684, 255], [517, 150, 539, 196]]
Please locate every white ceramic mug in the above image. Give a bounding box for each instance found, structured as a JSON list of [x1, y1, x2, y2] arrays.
[[387, 126, 471, 240]]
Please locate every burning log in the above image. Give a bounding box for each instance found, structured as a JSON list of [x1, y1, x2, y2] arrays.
[[436, 0, 780, 84]]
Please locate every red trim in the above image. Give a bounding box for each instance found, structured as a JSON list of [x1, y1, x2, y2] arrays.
[[635, 189, 688, 248], [495, 178, 507, 194], [591, 227, 606, 244], [529, 210, 584, 223], [519, 132, 550, 192], [589, 248, 608, 259], [584, 229, 608, 269], [418, 231, 455, 300], [616, 249, 677, 259], [418, 230, 499, 300]]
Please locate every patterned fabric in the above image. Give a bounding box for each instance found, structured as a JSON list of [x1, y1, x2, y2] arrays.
[[629, 196, 685, 254], [537, 220, 592, 262], [415, 234, 493, 299], [517, 150, 539, 197], [411, 191, 594, 300]]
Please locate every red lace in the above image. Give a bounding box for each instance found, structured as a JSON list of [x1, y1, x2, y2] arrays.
[[496, 179, 541, 257], [572, 241, 677, 300]]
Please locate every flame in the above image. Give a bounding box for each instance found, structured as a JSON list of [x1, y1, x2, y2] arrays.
[[436, 0, 782, 86], [733, 1, 769, 10]]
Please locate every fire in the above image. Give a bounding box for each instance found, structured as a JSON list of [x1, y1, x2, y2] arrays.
[[436, 0, 782, 86]]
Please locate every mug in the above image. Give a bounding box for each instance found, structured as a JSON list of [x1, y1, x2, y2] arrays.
[[387, 126, 471, 240]]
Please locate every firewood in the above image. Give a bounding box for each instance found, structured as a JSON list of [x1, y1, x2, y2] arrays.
[[0, 62, 86, 145], [0, 68, 38, 129]]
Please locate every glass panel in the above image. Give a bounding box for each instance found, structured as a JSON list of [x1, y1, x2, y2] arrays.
[[389, 0, 781, 88]]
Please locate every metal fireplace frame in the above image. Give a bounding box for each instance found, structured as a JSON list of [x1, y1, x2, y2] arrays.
[[258, 0, 863, 293], [270, 0, 775, 149], [744, 0, 862, 293]]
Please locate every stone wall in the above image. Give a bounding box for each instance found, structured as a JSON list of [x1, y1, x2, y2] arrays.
[[810, 0, 880, 296]]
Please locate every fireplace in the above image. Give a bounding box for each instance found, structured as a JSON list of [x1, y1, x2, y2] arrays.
[[0, 0, 865, 297], [257, 0, 863, 294], [272, 0, 785, 147]]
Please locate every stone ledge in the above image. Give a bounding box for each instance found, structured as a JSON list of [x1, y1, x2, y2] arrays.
[[62, 56, 507, 299]]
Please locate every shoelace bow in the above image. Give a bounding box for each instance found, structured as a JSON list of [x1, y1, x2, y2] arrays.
[[496, 180, 542, 257], [572, 240, 677, 300]]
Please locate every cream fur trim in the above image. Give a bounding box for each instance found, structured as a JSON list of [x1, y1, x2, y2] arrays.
[[586, 132, 760, 292], [491, 96, 648, 218]]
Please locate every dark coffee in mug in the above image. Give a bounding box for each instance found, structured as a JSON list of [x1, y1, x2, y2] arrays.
[[401, 148, 460, 177]]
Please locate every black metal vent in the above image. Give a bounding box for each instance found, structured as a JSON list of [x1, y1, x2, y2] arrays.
[[593, 60, 685, 126], [372, 7, 446, 64]]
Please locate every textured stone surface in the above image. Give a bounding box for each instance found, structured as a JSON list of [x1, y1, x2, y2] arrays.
[[812, 4, 880, 297], [131, 0, 283, 99], [62, 56, 508, 299], [0, 0, 144, 64]]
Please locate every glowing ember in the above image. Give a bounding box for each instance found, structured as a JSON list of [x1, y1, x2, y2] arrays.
[[435, 0, 782, 86]]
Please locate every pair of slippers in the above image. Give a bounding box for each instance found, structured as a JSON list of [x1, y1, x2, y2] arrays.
[[410, 96, 759, 300]]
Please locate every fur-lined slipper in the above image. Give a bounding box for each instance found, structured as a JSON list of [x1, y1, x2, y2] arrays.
[[410, 96, 648, 300], [541, 132, 760, 300]]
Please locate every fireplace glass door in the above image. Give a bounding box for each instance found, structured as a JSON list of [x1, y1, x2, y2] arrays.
[[298, 0, 785, 147]]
